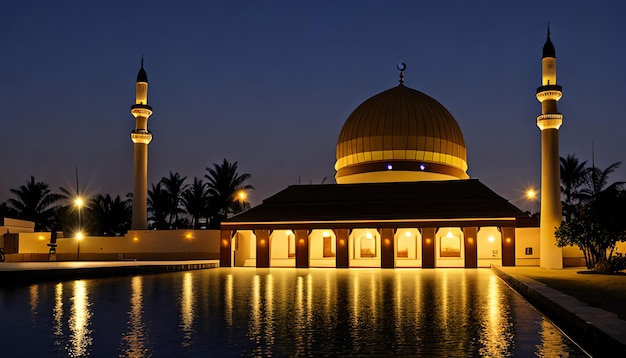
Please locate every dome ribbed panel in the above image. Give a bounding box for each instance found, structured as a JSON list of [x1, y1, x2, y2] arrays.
[[335, 85, 467, 177]]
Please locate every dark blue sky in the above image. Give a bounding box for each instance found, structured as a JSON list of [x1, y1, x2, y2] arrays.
[[1, 1, 625, 211]]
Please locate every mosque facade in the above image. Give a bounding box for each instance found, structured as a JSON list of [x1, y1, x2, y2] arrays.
[[217, 32, 573, 269]]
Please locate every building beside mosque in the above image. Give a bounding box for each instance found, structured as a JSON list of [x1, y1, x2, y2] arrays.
[[219, 31, 582, 269]]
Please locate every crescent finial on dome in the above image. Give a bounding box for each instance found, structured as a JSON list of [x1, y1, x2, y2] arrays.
[[397, 63, 406, 85]]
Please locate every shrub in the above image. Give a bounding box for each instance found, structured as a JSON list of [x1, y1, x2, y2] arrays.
[[594, 253, 626, 273]]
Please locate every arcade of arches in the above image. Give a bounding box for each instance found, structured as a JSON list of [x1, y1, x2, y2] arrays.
[[220, 225, 517, 268]]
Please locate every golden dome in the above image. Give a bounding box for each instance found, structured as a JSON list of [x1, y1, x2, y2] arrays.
[[335, 84, 468, 184]]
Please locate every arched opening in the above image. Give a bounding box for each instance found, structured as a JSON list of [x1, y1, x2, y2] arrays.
[[269, 230, 296, 267], [233, 230, 256, 267], [435, 227, 464, 267], [395, 228, 422, 267], [477, 227, 502, 267], [309, 229, 336, 267], [349, 229, 380, 267]]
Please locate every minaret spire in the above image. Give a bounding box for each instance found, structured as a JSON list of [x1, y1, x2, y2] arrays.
[[536, 27, 563, 269], [130, 58, 153, 230]]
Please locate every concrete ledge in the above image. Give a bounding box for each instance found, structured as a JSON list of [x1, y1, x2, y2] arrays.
[[0, 260, 219, 285], [492, 265, 626, 357]]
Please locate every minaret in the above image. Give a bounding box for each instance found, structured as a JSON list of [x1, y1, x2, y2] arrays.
[[130, 59, 153, 230], [536, 27, 563, 269]]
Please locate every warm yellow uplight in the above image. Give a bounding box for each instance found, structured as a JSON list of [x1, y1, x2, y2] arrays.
[[76, 232, 83, 240], [38, 235, 45, 240], [405, 231, 411, 237], [185, 233, 192, 239], [237, 190, 247, 201], [133, 237, 139, 242], [488, 236, 494, 243], [365, 232, 373, 239], [75, 197, 84, 207]]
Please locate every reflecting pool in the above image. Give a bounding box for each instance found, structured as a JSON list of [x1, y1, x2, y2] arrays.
[[0, 268, 587, 357]]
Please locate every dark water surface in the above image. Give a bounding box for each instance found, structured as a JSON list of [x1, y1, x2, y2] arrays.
[[0, 268, 587, 357]]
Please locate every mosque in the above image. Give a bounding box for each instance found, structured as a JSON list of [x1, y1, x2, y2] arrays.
[[1, 30, 584, 267], [216, 30, 576, 269]]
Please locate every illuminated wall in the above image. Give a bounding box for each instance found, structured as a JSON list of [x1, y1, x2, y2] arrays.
[[9, 230, 220, 261]]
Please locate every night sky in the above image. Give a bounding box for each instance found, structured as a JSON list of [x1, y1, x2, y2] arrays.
[[2, 1, 625, 211]]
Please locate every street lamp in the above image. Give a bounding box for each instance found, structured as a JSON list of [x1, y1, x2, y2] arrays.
[[525, 188, 538, 215], [75, 197, 83, 261], [237, 190, 247, 202]]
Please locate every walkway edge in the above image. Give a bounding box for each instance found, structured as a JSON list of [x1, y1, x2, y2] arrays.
[[492, 265, 626, 357], [0, 260, 219, 285]]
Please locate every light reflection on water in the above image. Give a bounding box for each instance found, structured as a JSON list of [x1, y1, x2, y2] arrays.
[[0, 268, 587, 357], [69, 280, 92, 357]]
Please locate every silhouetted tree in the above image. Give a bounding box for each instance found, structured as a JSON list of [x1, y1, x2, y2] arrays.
[[205, 159, 253, 228], [0, 202, 18, 220], [88, 194, 131, 236], [160, 172, 188, 228], [579, 161, 621, 206], [7, 176, 63, 231], [556, 156, 626, 271], [147, 182, 169, 229], [560, 154, 587, 221], [182, 177, 210, 229]]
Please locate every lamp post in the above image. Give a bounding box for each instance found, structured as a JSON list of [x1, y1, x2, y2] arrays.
[[75, 197, 83, 260], [76, 232, 83, 260]]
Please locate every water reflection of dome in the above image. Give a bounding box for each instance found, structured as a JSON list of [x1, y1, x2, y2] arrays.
[[335, 83, 468, 184]]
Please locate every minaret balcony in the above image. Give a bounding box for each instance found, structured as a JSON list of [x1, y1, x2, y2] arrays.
[[131, 104, 153, 118], [131, 130, 153, 144], [535, 85, 563, 102], [536, 114, 563, 130]]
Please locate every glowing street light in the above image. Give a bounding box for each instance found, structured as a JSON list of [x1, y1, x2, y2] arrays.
[[75, 197, 84, 261], [525, 187, 538, 215]]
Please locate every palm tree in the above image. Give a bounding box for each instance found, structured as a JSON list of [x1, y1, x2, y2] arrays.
[[205, 159, 254, 227], [160, 172, 188, 228], [0, 202, 18, 219], [147, 182, 169, 229], [580, 161, 622, 205], [7, 176, 63, 231], [182, 177, 210, 229], [88, 194, 131, 236], [560, 154, 588, 221]]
